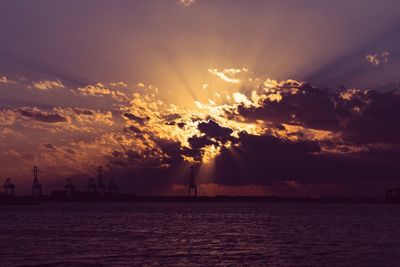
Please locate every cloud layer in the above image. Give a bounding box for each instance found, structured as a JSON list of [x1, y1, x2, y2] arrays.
[[0, 69, 399, 197]]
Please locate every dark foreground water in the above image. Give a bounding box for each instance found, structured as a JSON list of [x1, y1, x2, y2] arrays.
[[0, 202, 400, 266]]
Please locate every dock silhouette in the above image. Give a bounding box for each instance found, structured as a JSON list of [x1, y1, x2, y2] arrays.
[[0, 165, 395, 205]]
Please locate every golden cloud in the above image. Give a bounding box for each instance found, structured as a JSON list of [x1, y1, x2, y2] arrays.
[[32, 79, 65, 90], [75, 83, 129, 102]]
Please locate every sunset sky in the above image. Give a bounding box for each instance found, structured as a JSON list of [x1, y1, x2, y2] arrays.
[[1, 0, 400, 196]]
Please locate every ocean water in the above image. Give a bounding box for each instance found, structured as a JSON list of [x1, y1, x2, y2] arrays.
[[0, 202, 399, 266]]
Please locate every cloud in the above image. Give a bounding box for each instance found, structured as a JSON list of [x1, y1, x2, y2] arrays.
[[178, 0, 195, 7], [109, 81, 128, 87], [17, 107, 68, 123], [234, 83, 339, 131], [208, 68, 247, 83], [2, 71, 400, 196], [337, 90, 400, 144], [232, 92, 253, 106], [42, 143, 58, 151], [75, 83, 129, 102], [0, 75, 16, 84], [197, 119, 233, 141], [0, 110, 17, 126], [365, 52, 390, 66], [0, 110, 17, 138], [32, 79, 65, 90], [223, 80, 400, 160], [211, 132, 322, 185], [122, 112, 149, 124], [210, 130, 400, 188], [56, 107, 114, 127], [6, 106, 113, 136]]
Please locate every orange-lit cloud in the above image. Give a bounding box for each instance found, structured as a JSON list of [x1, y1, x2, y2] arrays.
[[208, 68, 248, 84], [365, 52, 390, 66], [75, 83, 129, 102], [32, 79, 64, 90], [178, 0, 195, 7], [109, 81, 128, 88], [0, 75, 16, 84], [1, 68, 400, 196]]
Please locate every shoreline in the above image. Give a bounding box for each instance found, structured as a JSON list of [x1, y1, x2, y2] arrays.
[[0, 194, 395, 205]]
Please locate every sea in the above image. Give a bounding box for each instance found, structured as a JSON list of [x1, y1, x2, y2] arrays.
[[0, 202, 399, 266]]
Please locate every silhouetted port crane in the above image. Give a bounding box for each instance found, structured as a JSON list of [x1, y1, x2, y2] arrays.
[[108, 178, 117, 193], [2, 178, 15, 196], [64, 178, 75, 196], [386, 188, 400, 197], [188, 165, 197, 197], [96, 166, 106, 194], [32, 165, 42, 196], [87, 178, 97, 192]]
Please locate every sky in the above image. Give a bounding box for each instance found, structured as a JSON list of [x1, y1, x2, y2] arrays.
[[0, 0, 400, 197]]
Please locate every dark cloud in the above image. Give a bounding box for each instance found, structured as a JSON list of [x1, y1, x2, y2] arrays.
[[103, 163, 191, 195], [66, 85, 400, 195], [19, 153, 34, 161], [338, 90, 400, 144], [155, 139, 184, 166], [123, 112, 149, 124], [3, 75, 400, 196], [211, 132, 400, 187], [124, 125, 142, 134], [236, 84, 339, 130], [73, 108, 94, 116], [43, 143, 57, 151], [108, 151, 128, 167], [181, 135, 215, 161], [234, 85, 400, 146], [162, 113, 182, 121], [197, 119, 233, 141], [65, 148, 76, 154], [37, 85, 400, 196], [125, 150, 142, 162], [188, 135, 215, 150], [18, 107, 67, 123]]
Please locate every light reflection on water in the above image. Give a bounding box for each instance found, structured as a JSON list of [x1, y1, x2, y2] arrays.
[[0, 202, 400, 266]]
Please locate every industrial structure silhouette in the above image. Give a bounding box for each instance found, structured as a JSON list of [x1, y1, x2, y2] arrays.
[[188, 165, 197, 197], [386, 188, 400, 203], [2, 165, 400, 204], [96, 166, 106, 194], [2, 178, 15, 196], [1, 165, 197, 198], [64, 178, 75, 196], [32, 166, 42, 197], [1, 164, 398, 204]]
